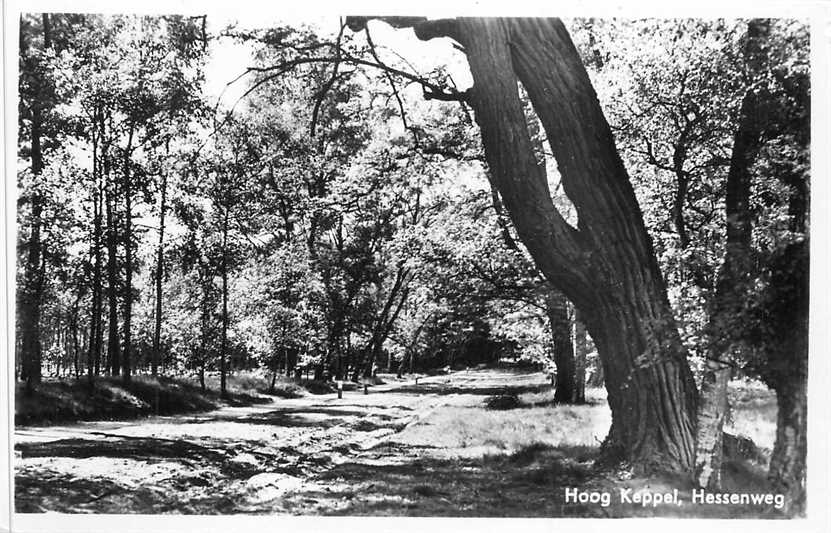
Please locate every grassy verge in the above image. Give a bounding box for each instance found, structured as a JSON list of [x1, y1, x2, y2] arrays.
[[15, 371, 313, 426], [15, 376, 219, 426], [14, 369, 389, 426]]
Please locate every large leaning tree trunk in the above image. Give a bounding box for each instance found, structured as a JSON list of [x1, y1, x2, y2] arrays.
[[346, 17, 698, 473]]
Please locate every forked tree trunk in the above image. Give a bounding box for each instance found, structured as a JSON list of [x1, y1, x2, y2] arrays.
[[449, 17, 698, 473]]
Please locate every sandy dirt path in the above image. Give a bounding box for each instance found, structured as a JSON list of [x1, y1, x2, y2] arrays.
[[16, 369, 551, 514]]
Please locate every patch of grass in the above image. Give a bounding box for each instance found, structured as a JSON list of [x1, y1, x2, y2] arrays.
[[392, 393, 611, 456], [519, 386, 606, 407]]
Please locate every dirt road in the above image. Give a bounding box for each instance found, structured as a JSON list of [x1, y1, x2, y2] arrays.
[[17, 369, 577, 515]]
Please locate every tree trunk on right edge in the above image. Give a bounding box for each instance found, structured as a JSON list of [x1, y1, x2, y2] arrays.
[[769, 373, 807, 515], [763, 240, 808, 516], [694, 19, 771, 489]]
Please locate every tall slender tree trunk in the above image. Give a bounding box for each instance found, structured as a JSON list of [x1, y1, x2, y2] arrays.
[[71, 299, 81, 379], [546, 291, 577, 403], [19, 13, 53, 392], [695, 19, 771, 489], [151, 156, 168, 377], [105, 139, 121, 376], [199, 269, 210, 393], [53, 319, 62, 378], [220, 207, 229, 398], [87, 120, 104, 385], [572, 309, 587, 403], [121, 125, 135, 383], [92, 141, 105, 377], [199, 359, 206, 392]]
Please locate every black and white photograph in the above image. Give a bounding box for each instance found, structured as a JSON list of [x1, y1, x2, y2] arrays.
[[5, 0, 829, 529]]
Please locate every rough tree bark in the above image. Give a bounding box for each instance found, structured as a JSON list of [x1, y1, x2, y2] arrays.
[[695, 19, 771, 489]]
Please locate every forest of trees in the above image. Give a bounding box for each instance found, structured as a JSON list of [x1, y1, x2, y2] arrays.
[[16, 14, 809, 512]]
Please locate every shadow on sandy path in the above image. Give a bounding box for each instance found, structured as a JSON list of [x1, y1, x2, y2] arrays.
[[278, 441, 598, 517], [17, 434, 227, 462]]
